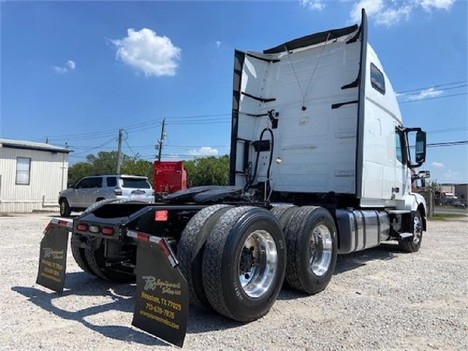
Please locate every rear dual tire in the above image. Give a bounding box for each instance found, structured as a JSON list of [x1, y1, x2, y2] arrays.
[[178, 204, 337, 322], [83, 238, 135, 283], [201, 206, 286, 322], [177, 204, 233, 308], [70, 233, 95, 275], [70, 233, 134, 283], [284, 206, 338, 295], [178, 205, 287, 322]]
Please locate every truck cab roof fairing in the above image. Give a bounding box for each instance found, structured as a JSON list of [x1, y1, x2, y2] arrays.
[[263, 24, 359, 55]]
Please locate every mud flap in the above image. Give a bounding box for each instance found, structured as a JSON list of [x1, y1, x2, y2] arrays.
[[129, 231, 189, 347], [36, 219, 72, 293]]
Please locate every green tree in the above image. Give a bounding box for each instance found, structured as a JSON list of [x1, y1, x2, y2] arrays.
[[184, 155, 230, 186], [67, 151, 154, 187], [86, 151, 132, 175], [426, 180, 440, 192], [122, 159, 154, 185], [67, 162, 94, 186]]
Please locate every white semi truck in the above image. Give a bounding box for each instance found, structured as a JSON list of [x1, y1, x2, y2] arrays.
[[37, 10, 427, 347]]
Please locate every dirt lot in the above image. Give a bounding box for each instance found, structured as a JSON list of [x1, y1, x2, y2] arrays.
[[1, 213, 467, 351]]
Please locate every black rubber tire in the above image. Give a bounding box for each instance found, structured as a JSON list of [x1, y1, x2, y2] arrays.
[[70, 233, 96, 275], [80, 198, 144, 282], [399, 211, 423, 253], [202, 206, 286, 322], [84, 238, 135, 283], [270, 204, 299, 288], [270, 204, 299, 230], [59, 198, 71, 217], [177, 204, 233, 308], [285, 206, 337, 295]]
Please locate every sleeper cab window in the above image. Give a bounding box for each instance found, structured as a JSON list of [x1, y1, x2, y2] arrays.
[[370, 63, 385, 95]]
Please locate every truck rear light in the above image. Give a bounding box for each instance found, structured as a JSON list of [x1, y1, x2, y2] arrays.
[[101, 227, 115, 236], [114, 188, 123, 196], [76, 223, 88, 231], [155, 210, 168, 221], [89, 225, 100, 233]]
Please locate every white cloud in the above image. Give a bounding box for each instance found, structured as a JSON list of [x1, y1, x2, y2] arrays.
[[431, 161, 445, 168], [418, 0, 454, 11], [215, 41, 222, 48], [350, 0, 454, 27], [112, 28, 181, 77], [53, 59, 76, 74], [350, 0, 411, 26], [406, 87, 444, 101], [301, 0, 326, 11], [189, 147, 219, 157], [66, 60, 76, 70]]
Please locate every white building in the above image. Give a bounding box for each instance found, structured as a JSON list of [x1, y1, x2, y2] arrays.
[[0, 138, 70, 213]]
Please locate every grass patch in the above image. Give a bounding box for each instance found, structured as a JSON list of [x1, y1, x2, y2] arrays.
[[429, 213, 466, 221]]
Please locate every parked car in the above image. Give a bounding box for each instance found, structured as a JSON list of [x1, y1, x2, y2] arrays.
[[59, 175, 154, 217], [452, 200, 467, 209]]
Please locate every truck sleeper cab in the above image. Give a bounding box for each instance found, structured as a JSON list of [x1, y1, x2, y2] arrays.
[[43, 10, 427, 344]]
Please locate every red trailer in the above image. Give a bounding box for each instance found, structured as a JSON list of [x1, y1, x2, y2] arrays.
[[153, 161, 187, 197]]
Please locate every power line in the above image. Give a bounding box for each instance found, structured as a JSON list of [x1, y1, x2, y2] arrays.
[[399, 92, 467, 104], [46, 113, 231, 141], [396, 80, 466, 94], [165, 144, 229, 148], [165, 113, 230, 120], [427, 140, 468, 147], [70, 137, 116, 156], [124, 139, 139, 157], [427, 127, 468, 134], [167, 119, 230, 125]]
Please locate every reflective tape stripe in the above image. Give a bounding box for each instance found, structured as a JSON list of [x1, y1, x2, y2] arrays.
[[47, 218, 73, 231], [126, 230, 178, 268], [127, 230, 161, 245]]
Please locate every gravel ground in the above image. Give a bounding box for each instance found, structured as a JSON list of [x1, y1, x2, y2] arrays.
[[0, 213, 467, 351]]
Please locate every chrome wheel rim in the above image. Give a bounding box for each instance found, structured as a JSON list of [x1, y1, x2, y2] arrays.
[[308, 225, 333, 277], [413, 215, 423, 244], [238, 230, 278, 298]]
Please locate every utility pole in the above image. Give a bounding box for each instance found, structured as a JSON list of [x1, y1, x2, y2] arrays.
[[116, 129, 123, 174], [156, 118, 166, 162]]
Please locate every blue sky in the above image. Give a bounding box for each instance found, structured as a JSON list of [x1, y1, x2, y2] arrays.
[[1, 0, 467, 183]]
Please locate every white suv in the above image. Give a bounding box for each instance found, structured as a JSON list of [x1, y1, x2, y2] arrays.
[[59, 175, 154, 217]]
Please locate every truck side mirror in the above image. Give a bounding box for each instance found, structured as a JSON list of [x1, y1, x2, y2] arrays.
[[415, 131, 426, 164], [418, 170, 430, 178]]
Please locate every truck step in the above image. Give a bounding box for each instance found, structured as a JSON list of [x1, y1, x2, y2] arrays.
[[399, 232, 413, 240]]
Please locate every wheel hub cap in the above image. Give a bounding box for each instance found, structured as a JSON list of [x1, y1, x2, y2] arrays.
[[238, 230, 278, 298], [308, 225, 333, 277]]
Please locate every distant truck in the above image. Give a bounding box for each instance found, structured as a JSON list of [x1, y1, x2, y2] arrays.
[[38, 10, 427, 347], [153, 161, 187, 199]]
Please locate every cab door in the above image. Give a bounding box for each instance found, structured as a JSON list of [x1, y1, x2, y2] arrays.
[[393, 127, 408, 202]]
